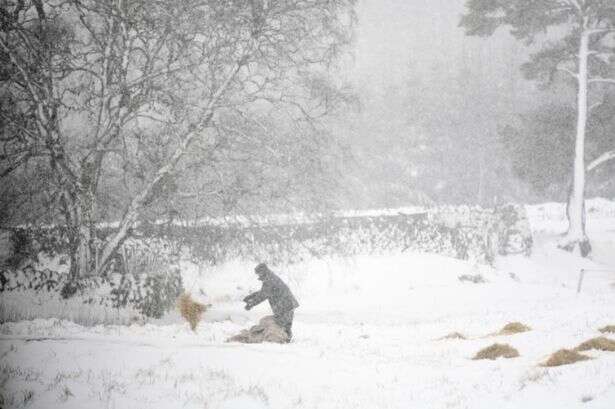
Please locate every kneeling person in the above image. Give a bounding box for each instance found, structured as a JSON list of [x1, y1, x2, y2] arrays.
[[243, 263, 299, 341]]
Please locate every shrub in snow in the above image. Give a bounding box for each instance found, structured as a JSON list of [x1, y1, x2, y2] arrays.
[[0, 266, 64, 293], [2, 228, 36, 269], [430, 204, 532, 259], [0, 266, 183, 319], [105, 269, 183, 318]]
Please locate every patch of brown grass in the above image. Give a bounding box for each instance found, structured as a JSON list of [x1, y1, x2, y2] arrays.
[[178, 293, 209, 331], [541, 349, 591, 367], [497, 322, 531, 335], [598, 325, 615, 334], [575, 336, 615, 352], [472, 343, 519, 360], [439, 332, 467, 340]]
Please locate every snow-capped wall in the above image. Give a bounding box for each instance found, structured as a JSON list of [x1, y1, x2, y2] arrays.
[[137, 204, 531, 266], [2, 204, 532, 270]]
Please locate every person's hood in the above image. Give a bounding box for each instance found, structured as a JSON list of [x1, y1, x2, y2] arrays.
[[256, 271, 271, 281]]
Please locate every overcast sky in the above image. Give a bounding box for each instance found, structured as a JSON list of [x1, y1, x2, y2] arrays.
[[348, 0, 539, 108]]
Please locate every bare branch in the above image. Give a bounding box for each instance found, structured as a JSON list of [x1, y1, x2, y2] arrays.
[[589, 77, 615, 85], [587, 150, 615, 172], [556, 67, 579, 80]]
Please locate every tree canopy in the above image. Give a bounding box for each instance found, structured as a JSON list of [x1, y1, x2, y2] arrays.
[[0, 0, 356, 275]]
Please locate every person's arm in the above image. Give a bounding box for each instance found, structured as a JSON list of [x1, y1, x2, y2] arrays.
[[244, 283, 270, 310]]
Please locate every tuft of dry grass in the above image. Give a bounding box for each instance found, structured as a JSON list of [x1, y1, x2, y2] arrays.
[[574, 336, 615, 352], [438, 332, 467, 340], [178, 293, 209, 331], [458, 274, 486, 284], [541, 349, 591, 367], [598, 325, 615, 334], [472, 343, 519, 360], [497, 322, 531, 335]]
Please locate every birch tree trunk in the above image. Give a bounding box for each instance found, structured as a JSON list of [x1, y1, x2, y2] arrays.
[[560, 29, 591, 257], [72, 205, 94, 278], [66, 171, 97, 278]]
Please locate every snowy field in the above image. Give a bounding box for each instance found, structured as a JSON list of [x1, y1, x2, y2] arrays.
[[2, 201, 615, 408]]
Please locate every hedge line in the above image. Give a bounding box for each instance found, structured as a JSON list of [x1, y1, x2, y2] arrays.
[[0, 204, 531, 320], [4, 204, 532, 268], [0, 266, 183, 319], [136, 204, 532, 266]]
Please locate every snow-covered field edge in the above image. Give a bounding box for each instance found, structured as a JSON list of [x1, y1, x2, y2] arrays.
[[0, 198, 614, 409]]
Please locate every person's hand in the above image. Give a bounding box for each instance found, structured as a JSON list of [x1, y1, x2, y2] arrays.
[[244, 303, 252, 311]]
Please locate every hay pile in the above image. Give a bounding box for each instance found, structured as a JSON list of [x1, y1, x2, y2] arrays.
[[178, 293, 209, 331], [227, 316, 289, 344], [598, 325, 615, 334], [472, 343, 519, 360], [575, 336, 615, 352], [497, 322, 531, 335], [439, 332, 467, 340], [541, 349, 591, 367]]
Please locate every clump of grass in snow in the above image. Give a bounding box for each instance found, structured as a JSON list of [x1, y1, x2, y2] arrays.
[[178, 293, 209, 331], [22, 390, 34, 406], [497, 322, 531, 335], [541, 349, 591, 367], [518, 368, 549, 390], [575, 336, 615, 352], [438, 332, 466, 340], [598, 325, 615, 334], [458, 274, 486, 284], [58, 386, 74, 402], [1, 389, 35, 408], [472, 343, 519, 360]]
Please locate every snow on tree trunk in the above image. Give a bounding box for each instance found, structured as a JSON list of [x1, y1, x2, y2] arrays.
[[67, 190, 96, 279], [66, 163, 101, 278], [76, 223, 92, 276], [560, 29, 591, 257]]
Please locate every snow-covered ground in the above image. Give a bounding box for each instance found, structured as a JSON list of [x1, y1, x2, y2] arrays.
[[1, 201, 615, 409]]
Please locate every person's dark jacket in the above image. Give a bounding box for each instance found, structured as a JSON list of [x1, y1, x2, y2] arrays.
[[244, 270, 299, 316]]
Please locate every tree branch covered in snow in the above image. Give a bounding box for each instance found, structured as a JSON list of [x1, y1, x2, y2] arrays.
[[0, 0, 357, 276]]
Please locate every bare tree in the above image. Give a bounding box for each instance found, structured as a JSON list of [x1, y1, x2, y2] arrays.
[[0, 0, 355, 277]]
